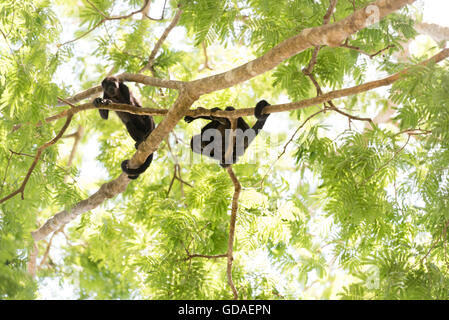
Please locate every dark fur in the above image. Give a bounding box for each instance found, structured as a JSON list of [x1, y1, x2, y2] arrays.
[[94, 76, 155, 179], [185, 100, 270, 167]]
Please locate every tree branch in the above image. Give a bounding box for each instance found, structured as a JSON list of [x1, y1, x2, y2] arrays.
[[57, 73, 184, 107], [0, 114, 74, 204], [226, 166, 241, 300], [189, 0, 416, 95], [58, 0, 151, 47], [39, 47, 449, 131], [140, 7, 183, 73], [415, 22, 449, 43]]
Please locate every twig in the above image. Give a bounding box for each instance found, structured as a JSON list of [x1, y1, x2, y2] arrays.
[[360, 134, 411, 186], [165, 137, 193, 196], [184, 253, 227, 261], [340, 40, 395, 58], [323, 0, 338, 24], [167, 164, 177, 196], [327, 102, 373, 124], [0, 151, 14, 196], [144, 0, 168, 21], [57, 73, 183, 106], [67, 126, 84, 168], [416, 219, 449, 266], [0, 114, 74, 203], [58, 0, 152, 47], [182, 223, 227, 261], [394, 128, 432, 137], [174, 173, 193, 188], [38, 226, 64, 269], [27, 242, 38, 278], [302, 0, 338, 75], [140, 7, 183, 73], [258, 108, 327, 188], [199, 42, 213, 71]]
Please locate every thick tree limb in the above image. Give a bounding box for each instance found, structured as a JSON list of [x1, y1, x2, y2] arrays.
[[32, 173, 129, 241], [60, 0, 413, 105], [415, 22, 449, 43], [189, 0, 416, 95]]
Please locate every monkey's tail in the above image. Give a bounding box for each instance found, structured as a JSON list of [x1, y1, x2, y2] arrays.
[[121, 153, 153, 179]]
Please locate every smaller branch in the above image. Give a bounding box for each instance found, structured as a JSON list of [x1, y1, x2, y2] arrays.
[[394, 128, 432, 137], [174, 173, 193, 188], [349, 0, 356, 11], [368, 45, 395, 58], [199, 42, 213, 71], [0, 151, 13, 195], [144, 0, 168, 21], [226, 166, 241, 300], [58, 19, 104, 47], [302, 1, 337, 75], [340, 40, 395, 59], [9, 150, 35, 158], [140, 7, 183, 73], [58, 0, 152, 47], [167, 164, 177, 196], [57, 73, 184, 106], [57, 96, 78, 108], [361, 134, 411, 186], [9, 149, 68, 172], [67, 126, 84, 168], [0, 114, 74, 203], [184, 253, 227, 261], [258, 108, 327, 188], [327, 103, 373, 124], [323, 0, 338, 25], [27, 242, 38, 278], [302, 46, 321, 76], [38, 226, 64, 270], [140, 0, 151, 19], [165, 137, 193, 196], [417, 219, 449, 266], [182, 223, 227, 261]]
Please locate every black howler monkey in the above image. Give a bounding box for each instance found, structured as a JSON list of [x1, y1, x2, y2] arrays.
[[185, 100, 270, 167], [93, 76, 155, 179]]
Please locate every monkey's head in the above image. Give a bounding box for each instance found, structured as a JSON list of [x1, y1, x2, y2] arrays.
[[101, 77, 121, 98]]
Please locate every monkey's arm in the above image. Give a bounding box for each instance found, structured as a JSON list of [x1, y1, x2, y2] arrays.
[[184, 107, 227, 124]]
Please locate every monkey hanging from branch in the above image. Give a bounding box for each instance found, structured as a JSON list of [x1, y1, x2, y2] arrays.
[[94, 76, 155, 179], [185, 100, 271, 167]]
